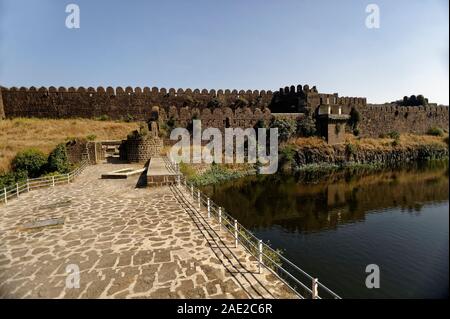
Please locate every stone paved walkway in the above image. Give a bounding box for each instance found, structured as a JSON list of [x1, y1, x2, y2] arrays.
[[0, 163, 296, 299]]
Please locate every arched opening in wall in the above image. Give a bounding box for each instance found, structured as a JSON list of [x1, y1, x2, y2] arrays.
[[404, 112, 409, 119], [395, 110, 399, 116], [225, 117, 231, 128]]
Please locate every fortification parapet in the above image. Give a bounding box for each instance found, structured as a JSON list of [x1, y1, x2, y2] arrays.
[[1, 85, 275, 120]]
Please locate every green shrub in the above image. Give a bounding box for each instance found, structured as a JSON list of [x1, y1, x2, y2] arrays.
[[125, 114, 134, 122], [47, 144, 70, 174], [86, 134, 97, 141], [11, 149, 47, 178], [234, 97, 249, 108], [345, 143, 357, 157], [189, 165, 245, 186], [207, 97, 223, 109], [0, 170, 28, 190], [97, 114, 109, 121], [427, 127, 444, 137], [183, 95, 199, 107], [270, 119, 297, 142], [179, 162, 197, 178], [280, 145, 296, 162], [387, 131, 400, 140], [127, 123, 149, 139], [297, 116, 316, 137]]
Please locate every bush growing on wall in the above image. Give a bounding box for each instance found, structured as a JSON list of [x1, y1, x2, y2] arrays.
[[11, 149, 47, 178], [234, 97, 249, 108], [207, 97, 223, 109], [269, 118, 297, 142], [127, 122, 149, 139], [159, 116, 177, 138], [183, 95, 200, 107], [253, 119, 266, 129], [349, 107, 361, 135], [397, 95, 429, 106], [297, 116, 316, 137]]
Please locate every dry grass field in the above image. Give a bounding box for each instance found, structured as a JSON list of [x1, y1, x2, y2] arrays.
[[0, 118, 139, 172]]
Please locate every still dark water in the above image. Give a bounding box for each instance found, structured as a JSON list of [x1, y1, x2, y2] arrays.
[[202, 162, 449, 299]]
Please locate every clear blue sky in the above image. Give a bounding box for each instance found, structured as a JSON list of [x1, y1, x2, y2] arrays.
[[0, 0, 448, 104]]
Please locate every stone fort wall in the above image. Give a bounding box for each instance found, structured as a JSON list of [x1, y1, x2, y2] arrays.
[[358, 104, 449, 137], [0, 86, 448, 137], [0, 86, 273, 121]]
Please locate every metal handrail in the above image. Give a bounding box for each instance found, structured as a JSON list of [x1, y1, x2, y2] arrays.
[[0, 159, 89, 205], [166, 155, 341, 299]]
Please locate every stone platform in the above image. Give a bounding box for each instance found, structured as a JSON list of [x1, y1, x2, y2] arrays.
[[0, 163, 295, 299], [146, 157, 178, 187]]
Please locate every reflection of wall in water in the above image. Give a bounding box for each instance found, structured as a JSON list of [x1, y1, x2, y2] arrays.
[[206, 163, 449, 232]]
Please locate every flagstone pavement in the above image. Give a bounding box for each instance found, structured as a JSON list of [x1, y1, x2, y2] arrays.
[[0, 163, 296, 299]]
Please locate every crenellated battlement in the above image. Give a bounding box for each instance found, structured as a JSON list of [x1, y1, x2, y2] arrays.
[[0, 85, 448, 139], [270, 84, 367, 114], [2, 86, 274, 99], [0, 85, 274, 121]]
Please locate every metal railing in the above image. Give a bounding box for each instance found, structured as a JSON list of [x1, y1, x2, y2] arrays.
[[166, 156, 341, 299], [0, 160, 89, 206]]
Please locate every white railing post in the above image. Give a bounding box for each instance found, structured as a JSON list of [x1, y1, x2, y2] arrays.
[[16, 183, 19, 198], [219, 207, 222, 231], [3, 187, 7, 204], [207, 198, 211, 218], [177, 174, 180, 187], [27, 178, 30, 192], [259, 240, 263, 274], [52, 176, 55, 187], [197, 190, 201, 208], [234, 219, 238, 248], [312, 278, 319, 299], [190, 185, 193, 198], [67, 173, 70, 184]]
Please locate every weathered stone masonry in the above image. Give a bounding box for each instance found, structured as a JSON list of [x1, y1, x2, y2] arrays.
[[0, 85, 448, 138], [359, 104, 449, 137], [0, 86, 272, 121]]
